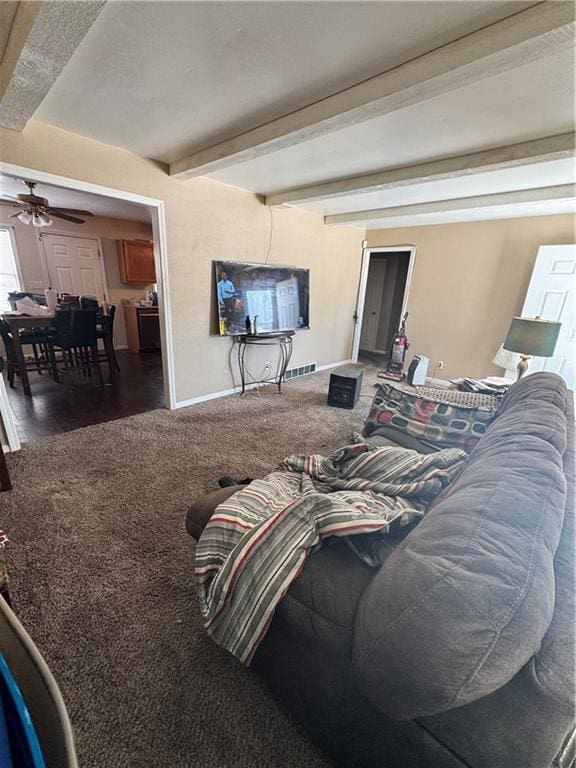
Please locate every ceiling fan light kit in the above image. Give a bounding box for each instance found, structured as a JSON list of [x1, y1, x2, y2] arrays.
[[17, 210, 53, 227], [1, 180, 94, 226]]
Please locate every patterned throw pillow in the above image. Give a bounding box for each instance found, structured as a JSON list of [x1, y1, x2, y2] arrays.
[[364, 382, 497, 453]]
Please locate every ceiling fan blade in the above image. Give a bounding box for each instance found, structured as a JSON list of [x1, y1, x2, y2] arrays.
[[48, 207, 93, 216], [8, 212, 22, 218], [49, 211, 86, 224], [0, 196, 22, 204]]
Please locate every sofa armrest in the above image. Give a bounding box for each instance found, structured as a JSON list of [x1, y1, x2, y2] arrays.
[[185, 485, 243, 540]]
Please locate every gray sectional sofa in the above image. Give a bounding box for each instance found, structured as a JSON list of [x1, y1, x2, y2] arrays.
[[186, 372, 575, 768]]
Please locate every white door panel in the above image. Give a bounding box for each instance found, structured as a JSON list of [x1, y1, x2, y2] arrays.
[[54, 266, 74, 294], [42, 234, 105, 303], [521, 244, 575, 389], [79, 268, 98, 296]]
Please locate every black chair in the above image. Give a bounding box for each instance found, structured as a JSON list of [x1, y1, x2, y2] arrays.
[[6, 291, 54, 374], [80, 295, 99, 311], [0, 319, 54, 387], [96, 305, 120, 374], [58, 295, 80, 310], [50, 309, 103, 386]]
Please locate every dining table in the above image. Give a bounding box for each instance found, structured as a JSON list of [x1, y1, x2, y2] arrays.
[[1, 311, 117, 396]]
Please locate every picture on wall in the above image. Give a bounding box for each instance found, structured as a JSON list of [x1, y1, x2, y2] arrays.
[[214, 261, 310, 336]]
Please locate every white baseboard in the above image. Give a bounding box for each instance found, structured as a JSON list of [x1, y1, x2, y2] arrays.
[[314, 359, 353, 373], [174, 358, 354, 410]]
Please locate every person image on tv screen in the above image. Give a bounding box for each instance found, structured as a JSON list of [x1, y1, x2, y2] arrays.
[[218, 269, 237, 324]]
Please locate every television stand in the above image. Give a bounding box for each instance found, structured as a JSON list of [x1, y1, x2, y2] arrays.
[[235, 331, 295, 395]]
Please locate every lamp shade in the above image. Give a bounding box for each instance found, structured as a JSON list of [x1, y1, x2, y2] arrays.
[[503, 317, 561, 358], [492, 344, 519, 371]]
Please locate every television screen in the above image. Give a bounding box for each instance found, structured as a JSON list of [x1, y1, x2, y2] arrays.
[[214, 261, 310, 336]]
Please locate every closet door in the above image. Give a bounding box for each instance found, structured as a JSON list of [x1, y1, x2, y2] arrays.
[[521, 244, 575, 388]]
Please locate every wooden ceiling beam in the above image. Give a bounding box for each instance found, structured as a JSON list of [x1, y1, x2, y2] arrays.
[[0, 1, 106, 132], [324, 184, 576, 226], [266, 133, 576, 207], [170, 2, 575, 180]]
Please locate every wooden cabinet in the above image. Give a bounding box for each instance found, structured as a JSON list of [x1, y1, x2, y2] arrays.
[[124, 305, 161, 352], [118, 240, 156, 284]]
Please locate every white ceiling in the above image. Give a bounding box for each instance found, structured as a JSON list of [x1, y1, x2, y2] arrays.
[[0, 2, 19, 64], [29, 1, 576, 229], [0, 174, 151, 222], [210, 49, 575, 197], [36, 1, 533, 163]]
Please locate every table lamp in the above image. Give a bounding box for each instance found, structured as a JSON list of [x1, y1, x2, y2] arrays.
[[503, 316, 561, 380]]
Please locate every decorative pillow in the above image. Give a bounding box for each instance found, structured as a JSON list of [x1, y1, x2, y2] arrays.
[[363, 382, 496, 452]]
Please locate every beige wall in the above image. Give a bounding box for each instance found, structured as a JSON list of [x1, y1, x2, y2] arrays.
[[0, 121, 363, 402], [366, 215, 576, 379]]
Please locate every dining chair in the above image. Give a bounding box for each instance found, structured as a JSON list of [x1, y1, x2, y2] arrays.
[[0, 320, 54, 387], [50, 309, 103, 386], [97, 305, 120, 374]]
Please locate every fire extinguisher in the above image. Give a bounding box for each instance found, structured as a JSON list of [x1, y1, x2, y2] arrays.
[[382, 312, 410, 381]]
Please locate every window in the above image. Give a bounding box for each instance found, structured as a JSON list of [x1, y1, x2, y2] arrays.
[[0, 229, 21, 312]]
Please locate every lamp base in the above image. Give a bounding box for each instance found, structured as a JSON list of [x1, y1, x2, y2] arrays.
[[516, 354, 532, 380]]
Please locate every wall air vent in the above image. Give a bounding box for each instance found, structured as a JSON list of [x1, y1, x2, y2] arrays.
[[284, 362, 317, 381]]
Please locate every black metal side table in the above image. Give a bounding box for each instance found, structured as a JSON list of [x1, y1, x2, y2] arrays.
[[235, 331, 295, 395]]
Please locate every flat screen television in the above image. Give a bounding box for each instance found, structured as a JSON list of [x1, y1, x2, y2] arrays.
[[214, 261, 310, 336]]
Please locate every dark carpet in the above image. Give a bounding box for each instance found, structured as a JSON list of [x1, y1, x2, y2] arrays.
[[1, 366, 377, 767]]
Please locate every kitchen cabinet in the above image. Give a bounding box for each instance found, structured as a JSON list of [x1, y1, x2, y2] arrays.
[[118, 240, 156, 284]]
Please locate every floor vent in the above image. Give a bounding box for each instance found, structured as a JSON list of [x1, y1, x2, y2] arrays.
[[284, 362, 317, 381]]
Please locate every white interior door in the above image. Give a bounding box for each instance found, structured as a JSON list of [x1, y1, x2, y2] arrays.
[[42, 234, 106, 302], [275, 277, 299, 329], [360, 260, 387, 351], [521, 244, 575, 388]]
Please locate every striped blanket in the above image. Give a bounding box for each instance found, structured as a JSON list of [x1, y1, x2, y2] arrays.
[[195, 443, 466, 665]]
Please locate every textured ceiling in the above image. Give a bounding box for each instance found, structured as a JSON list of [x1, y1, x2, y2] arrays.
[[36, 0, 533, 164], [25, 0, 575, 228], [0, 1, 19, 66], [0, 174, 151, 222]]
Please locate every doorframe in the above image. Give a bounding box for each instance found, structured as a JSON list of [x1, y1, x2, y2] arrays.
[[352, 245, 416, 363], [358, 258, 387, 353], [39, 231, 110, 304], [0, 162, 176, 413]]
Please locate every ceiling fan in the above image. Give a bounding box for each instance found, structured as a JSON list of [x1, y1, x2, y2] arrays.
[[0, 179, 94, 227]]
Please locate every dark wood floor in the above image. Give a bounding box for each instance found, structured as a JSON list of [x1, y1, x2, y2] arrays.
[[5, 349, 165, 443]]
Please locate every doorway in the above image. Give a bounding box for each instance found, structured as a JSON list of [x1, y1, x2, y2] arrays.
[[519, 244, 575, 388], [352, 246, 415, 364], [0, 162, 175, 446]]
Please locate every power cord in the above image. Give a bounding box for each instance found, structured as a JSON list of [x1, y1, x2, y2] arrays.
[[264, 206, 274, 264]]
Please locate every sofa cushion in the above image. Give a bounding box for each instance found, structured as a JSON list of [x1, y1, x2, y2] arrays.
[[281, 529, 411, 659], [364, 382, 496, 453], [353, 373, 568, 720]]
